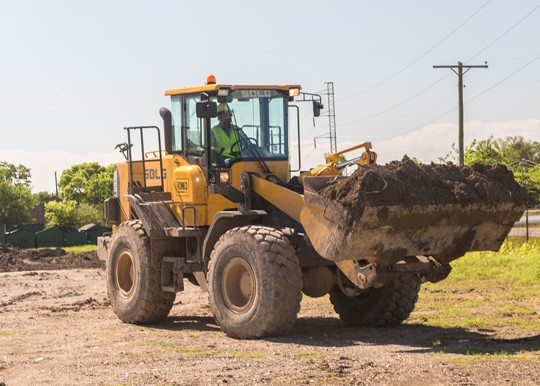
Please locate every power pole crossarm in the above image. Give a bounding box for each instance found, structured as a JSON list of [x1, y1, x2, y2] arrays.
[[434, 62, 488, 166], [433, 64, 489, 69]]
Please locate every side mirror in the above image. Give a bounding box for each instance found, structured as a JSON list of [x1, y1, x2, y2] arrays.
[[313, 101, 324, 117], [196, 101, 218, 118]]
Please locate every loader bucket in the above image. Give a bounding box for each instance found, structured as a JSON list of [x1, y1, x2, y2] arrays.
[[300, 159, 527, 266]]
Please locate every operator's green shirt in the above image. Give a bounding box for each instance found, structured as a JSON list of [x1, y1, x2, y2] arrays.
[[211, 124, 240, 158]]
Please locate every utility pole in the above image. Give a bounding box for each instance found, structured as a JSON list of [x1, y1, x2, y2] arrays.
[[55, 171, 58, 197], [325, 82, 337, 153], [433, 62, 488, 165], [313, 82, 337, 154]]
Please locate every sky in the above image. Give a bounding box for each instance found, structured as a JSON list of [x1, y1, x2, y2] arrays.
[[1, 0, 539, 192]]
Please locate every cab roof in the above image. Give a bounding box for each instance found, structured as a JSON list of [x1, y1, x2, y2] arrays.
[[164, 83, 301, 96]]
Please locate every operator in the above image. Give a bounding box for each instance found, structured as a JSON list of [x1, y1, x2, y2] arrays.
[[211, 103, 242, 165]]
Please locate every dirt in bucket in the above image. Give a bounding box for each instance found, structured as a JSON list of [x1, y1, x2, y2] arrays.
[[318, 156, 528, 208]]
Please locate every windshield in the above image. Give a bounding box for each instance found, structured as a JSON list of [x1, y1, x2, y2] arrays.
[[169, 89, 289, 168], [209, 90, 288, 167]]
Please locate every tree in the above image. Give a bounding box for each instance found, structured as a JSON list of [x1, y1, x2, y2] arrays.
[[33, 191, 55, 203], [438, 143, 459, 164], [498, 136, 540, 166], [463, 136, 505, 165], [442, 136, 540, 167], [85, 164, 114, 206], [44, 201, 77, 227], [59, 163, 113, 206], [461, 136, 540, 205], [0, 162, 36, 230], [409, 156, 421, 165], [527, 164, 540, 186], [0, 182, 36, 230], [45, 162, 112, 228], [0, 161, 32, 187], [75, 203, 104, 226], [513, 164, 540, 206], [44, 201, 105, 228]]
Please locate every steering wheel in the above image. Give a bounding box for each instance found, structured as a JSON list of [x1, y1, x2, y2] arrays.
[[230, 137, 259, 154]]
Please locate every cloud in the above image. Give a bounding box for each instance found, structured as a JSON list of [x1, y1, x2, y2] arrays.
[[375, 119, 540, 164], [2, 118, 539, 192], [292, 118, 540, 169]]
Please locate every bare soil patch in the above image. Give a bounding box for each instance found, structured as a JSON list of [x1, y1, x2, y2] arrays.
[[0, 244, 104, 272], [1, 246, 539, 385]]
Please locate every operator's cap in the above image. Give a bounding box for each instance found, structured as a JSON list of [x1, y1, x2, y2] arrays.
[[217, 103, 229, 114]]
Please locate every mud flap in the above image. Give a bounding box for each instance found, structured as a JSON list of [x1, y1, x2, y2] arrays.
[[97, 236, 111, 261], [161, 257, 185, 292]]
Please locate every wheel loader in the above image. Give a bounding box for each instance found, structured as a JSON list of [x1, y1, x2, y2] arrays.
[[98, 75, 526, 339]]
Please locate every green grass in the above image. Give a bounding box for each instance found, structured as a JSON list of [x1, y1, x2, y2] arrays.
[[154, 343, 219, 357], [409, 239, 540, 330], [117, 352, 144, 359], [447, 238, 540, 284], [297, 352, 326, 360], [29, 244, 97, 253], [515, 222, 540, 228], [64, 244, 98, 253], [229, 351, 265, 359], [447, 351, 540, 364]]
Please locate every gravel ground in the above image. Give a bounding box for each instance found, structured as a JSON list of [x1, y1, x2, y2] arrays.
[[1, 259, 539, 385]]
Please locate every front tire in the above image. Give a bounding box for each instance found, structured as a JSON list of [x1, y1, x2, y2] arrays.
[[208, 226, 302, 338], [329, 274, 421, 326], [106, 220, 175, 324]]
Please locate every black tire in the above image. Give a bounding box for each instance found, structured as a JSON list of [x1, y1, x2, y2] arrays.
[[208, 226, 302, 339], [329, 274, 421, 326], [106, 220, 175, 324]]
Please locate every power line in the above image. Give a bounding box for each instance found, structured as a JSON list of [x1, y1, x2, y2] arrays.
[[396, 91, 456, 131], [466, 54, 540, 104], [334, 0, 450, 81], [386, 53, 540, 141], [341, 2, 540, 130], [338, 0, 492, 102], [466, 3, 540, 62], [339, 74, 451, 126]]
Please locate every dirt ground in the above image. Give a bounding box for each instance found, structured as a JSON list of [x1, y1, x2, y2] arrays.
[[1, 247, 539, 385]]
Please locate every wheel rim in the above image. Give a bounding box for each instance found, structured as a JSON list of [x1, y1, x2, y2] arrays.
[[222, 257, 256, 314], [116, 250, 138, 298]]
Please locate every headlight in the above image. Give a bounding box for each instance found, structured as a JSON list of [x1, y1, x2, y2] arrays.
[[289, 87, 300, 97], [219, 170, 231, 184]]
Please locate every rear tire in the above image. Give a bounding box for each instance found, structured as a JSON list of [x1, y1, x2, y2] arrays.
[[106, 220, 175, 324], [208, 226, 302, 338], [329, 274, 420, 326]]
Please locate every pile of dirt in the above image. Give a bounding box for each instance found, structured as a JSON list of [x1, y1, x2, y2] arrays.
[[319, 156, 528, 208], [0, 244, 104, 273]]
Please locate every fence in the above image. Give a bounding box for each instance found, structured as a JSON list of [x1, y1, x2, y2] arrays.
[[0, 223, 111, 249]]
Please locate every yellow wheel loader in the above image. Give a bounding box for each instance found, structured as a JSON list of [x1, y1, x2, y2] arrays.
[[98, 76, 526, 339]]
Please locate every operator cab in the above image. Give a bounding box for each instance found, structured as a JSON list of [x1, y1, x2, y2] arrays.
[[165, 79, 298, 174]]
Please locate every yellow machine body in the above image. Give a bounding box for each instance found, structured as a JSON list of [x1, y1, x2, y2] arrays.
[[98, 76, 525, 339], [114, 154, 290, 227]]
